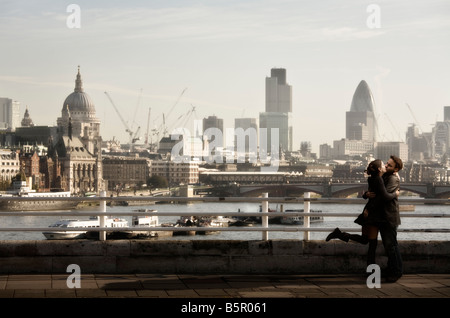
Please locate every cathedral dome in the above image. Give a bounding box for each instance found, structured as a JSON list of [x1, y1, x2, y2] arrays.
[[21, 107, 34, 127], [62, 66, 96, 113]]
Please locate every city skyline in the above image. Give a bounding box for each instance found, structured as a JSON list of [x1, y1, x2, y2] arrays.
[[1, 0, 449, 154]]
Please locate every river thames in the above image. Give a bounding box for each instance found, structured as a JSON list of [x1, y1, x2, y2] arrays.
[[0, 201, 449, 241]]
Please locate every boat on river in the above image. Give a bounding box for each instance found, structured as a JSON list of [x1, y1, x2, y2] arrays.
[[280, 209, 324, 225], [173, 215, 228, 236], [196, 216, 229, 235], [0, 181, 78, 211], [42, 217, 128, 240], [230, 205, 324, 226], [115, 209, 173, 239]]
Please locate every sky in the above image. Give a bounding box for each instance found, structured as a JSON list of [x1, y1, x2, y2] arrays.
[[1, 0, 449, 154]]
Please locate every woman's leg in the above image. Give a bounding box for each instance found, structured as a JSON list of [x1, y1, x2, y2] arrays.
[[364, 226, 379, 265], [326, 228, 368, 244]]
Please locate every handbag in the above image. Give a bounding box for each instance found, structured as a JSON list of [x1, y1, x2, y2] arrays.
[[354, 205, 369, 225], [354, 212, 365, 225]]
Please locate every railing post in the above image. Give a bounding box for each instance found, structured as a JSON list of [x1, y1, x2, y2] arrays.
[[261, 192, 269, 240], [99, 190, 106, 241], [303, 192, 310, 241]]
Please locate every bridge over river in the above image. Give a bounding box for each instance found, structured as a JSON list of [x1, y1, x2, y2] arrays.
[[196, 182, 450, 198]]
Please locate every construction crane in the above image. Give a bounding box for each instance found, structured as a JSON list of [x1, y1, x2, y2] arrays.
[[130, 88, 143, 135], [104, 91, 140, 152], [156, 87, 187, 137], [144, 107, 151, 146], [384, 113, 404, 142], [166, 87, 187, 124], [406, 103, 425, 134], [132, 126, 141, 144], [406, 103, 432, 156]]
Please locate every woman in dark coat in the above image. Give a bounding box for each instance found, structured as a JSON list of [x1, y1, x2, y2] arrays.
[[325, 159, 399, 265]]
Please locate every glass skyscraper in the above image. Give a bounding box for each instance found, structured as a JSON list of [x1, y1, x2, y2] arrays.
[[345, 80, 376, 142]]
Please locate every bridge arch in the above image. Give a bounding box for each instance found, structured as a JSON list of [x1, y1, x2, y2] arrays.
[[399, 184, 429, 198], [231, 182, 449, 198], [330, 183, 366, 198]]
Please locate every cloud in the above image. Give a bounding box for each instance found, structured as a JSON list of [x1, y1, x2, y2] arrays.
[[321, 27, 385, 40], [1, 2, 390, 45], [0, 75, 71, 89]]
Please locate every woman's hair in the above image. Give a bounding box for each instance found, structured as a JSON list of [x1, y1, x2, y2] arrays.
[[366, 159, 382, 177]]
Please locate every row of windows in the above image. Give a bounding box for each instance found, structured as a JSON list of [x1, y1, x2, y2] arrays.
[[1, 162, 19, 165], [0, 169, 20, 173]]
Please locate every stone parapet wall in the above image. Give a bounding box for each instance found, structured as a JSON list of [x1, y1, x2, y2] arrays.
[[0, 240, 449, 274]]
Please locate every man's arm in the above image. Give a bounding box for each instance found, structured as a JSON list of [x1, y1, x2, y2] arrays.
[[384, 174, 399, 194], [365, 173, 399, 198], [364, 191, 375, 199]]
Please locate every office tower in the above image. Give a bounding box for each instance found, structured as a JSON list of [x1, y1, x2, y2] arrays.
[[375, 142, 409, 163], [0, 98, 21, 130], [202, 115, 224, 154], [406, 124, 430, 161], [346, 80, 376, 142], [259, 112, 292, 154], [433, 121, 450, 157], [265, 68, 292, 113], [234, 118, 258, 155], [444, 106, 450, 121], [203, 115, 223, 134], [260, 68, 293, 154]]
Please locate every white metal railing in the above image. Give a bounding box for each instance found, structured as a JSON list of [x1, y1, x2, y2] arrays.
[[0, 192, 449, 241]]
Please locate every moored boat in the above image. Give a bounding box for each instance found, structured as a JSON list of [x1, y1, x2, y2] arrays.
[[115, 209, 173, 239], [173, 216, 197, 236], [43, 217, 128, 240], [173, 215, 228, 236], [230, 205, 324, 226], [281, 209, 324, 225], [196, 216, 229, 235], [0, 181, 78, 211]]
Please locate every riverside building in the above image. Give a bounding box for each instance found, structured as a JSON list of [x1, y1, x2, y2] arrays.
[[102, 156, 151, 191]]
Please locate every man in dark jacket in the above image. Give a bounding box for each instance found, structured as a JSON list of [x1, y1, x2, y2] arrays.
[[380, 155, 403, 282], [365, 155, 403, 282]]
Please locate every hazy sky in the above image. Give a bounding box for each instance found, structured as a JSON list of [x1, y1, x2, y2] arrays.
[[1, 0, 449, 154]]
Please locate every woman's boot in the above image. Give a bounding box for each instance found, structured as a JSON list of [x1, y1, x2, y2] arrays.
[[367, 239, 378, 265], [326, 228, 369, 244], [326, 228, 349, 242]]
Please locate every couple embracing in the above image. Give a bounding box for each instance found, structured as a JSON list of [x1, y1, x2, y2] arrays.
[[326, 155, 404, 283]]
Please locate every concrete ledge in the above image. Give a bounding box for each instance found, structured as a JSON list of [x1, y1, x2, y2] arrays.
[[0, 240, 449, 274]]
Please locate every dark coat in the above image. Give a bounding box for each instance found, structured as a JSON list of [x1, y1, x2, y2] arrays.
[[382, 172, 401, 227], [363, 175, 398, 225]]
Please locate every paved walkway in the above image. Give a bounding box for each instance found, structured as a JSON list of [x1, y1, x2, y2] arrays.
[[0, 273, 449, 299]]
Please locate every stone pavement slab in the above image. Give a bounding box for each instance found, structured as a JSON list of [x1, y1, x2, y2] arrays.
[[0, 273, 448, 300]]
